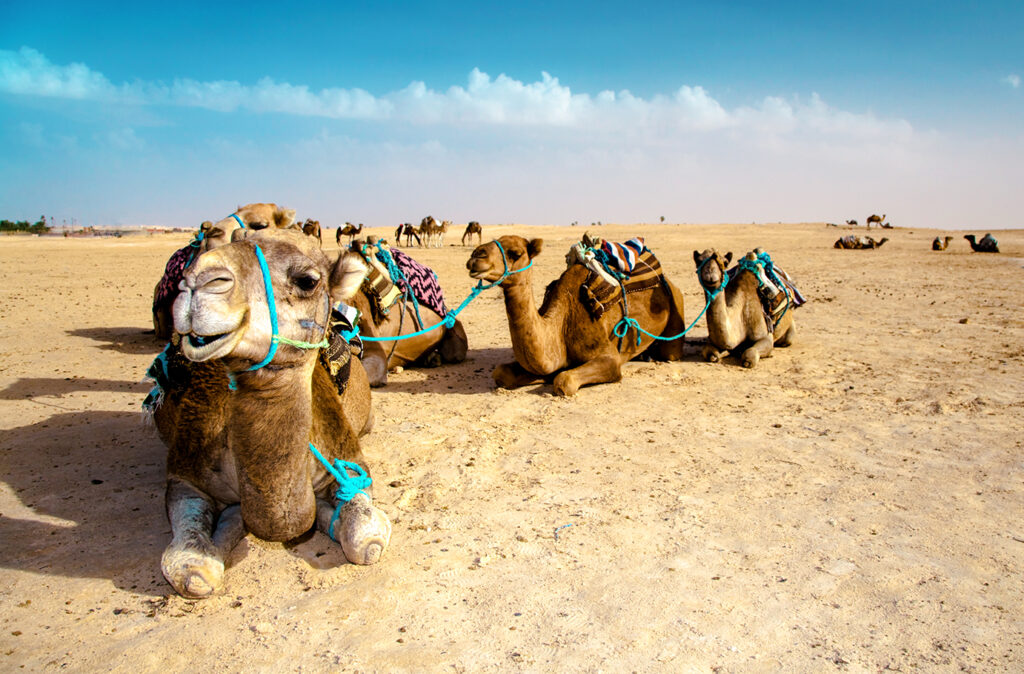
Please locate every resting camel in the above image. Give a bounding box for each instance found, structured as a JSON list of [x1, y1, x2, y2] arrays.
[[866, 213, 886, 228], [834, 235, 889, 249], [466, 235, 686, 396], [346, 238, 468, 387], [337, 223, 364, 246], [964, 233, 999, 253], [151, 227, 390, 599], [152, 203, 298, 341], [932, 236, 954, 251], [462, 221, 483, 246], [846, 219, 858, 226], [394, 223, 421, 247], [693, 249, 796, 368]]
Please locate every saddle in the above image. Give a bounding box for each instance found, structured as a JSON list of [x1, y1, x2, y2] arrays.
[[567, 235, 666, 319]]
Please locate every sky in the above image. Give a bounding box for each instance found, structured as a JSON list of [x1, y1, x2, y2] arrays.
[[0, 1, 1021, 229]]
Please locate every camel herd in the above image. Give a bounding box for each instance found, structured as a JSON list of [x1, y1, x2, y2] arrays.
[[148, 202, 1004, 598]]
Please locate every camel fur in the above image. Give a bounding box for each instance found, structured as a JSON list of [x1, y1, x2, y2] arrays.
[[466, 235, 686, 396], [932, 236, 954, 251], [834, 235, 889, 249], [462, 221, 483, 246], [152, 227, 390, 599], [693, 249, 797, 368]]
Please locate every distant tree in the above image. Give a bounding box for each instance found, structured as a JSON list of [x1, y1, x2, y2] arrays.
[[660, 216, 665, 223]]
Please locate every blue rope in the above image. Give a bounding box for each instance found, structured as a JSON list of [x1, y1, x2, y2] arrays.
[[367, 242, 425, 329], [339, 239, 532, 344], [306, 443, 372, 542], [230, 213, 247, 229], [611, 254, 727, 344]]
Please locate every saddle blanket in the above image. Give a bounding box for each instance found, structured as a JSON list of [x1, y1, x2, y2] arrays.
[[571, 239, 666, 319], [389, 248, 449, 317], [153, 245, 195, 311]]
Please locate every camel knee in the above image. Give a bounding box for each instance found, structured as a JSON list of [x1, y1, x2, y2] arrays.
[[438, 321, 468, 363]]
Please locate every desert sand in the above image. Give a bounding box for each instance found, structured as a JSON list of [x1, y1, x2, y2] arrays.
[[1, 222, 1022, 672]]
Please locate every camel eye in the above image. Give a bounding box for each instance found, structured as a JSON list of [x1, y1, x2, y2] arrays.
[[293, 273, 320, 292], [249, 222, 268, 231]]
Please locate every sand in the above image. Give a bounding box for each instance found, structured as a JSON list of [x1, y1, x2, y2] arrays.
[[1, 222, 1022, 672]]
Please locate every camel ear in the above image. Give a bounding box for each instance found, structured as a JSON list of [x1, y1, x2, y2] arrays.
[[527, 238, 543, 258], [275, 207, 297, 228], [329, 252, 368, 303], [724, 252, 733, 265], [692, 250, 702, 264]]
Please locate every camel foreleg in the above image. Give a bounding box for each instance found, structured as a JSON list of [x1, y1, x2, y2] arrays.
[[741, 336, 774, 368], [775, 321, 796, 348], [702, 342, 729, 363], [493, 361, 544, 390], [162, 480, 247, 599], [316, 493, 391, 565], [359, 340, 390, 387], [552, 355, 622, 396]]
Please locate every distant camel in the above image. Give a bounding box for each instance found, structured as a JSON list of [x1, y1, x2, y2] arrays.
[[932, 236, 953, 251], [866, 214, 886, 228], [394, 223, 421, 247], [834, 235, 889, 249], [337, 223, 363, 246], [462, 221, 482, 246], [964, 233, 999, 253], [846, 219, 858, 226], [300, 219, 322, 246]]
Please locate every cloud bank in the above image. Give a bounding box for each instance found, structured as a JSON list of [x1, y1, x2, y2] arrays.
[[0, 47, 909, 143]]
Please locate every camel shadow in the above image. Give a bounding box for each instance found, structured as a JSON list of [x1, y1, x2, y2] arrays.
[[374, 348, 512, 395], [0, 377, 149, 401], [66, 326, 164, 355], [0, 410, 170, 596]]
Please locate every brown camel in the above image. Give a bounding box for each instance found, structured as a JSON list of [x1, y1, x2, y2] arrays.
[[932, 236, 954, 251], [394, 223, 421, 247], [418, 216, 449, 248], [152, 203, 297, 341], [337, 223, 364, 246], [300, 218, 322, 245], [964, 233, 999, 253], [866, 213, 886, 228], [834, 235, 889, 249], [466, 235, 686, 396], [846, 219, 858, 226], [693, 249, 797, 368], [151, 227, 390, 598], [462, 221, 483, 246], [346, 238, 468, 387]]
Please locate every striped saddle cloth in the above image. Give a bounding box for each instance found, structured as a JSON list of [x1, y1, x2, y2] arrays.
[[569, 237, 666, 319]]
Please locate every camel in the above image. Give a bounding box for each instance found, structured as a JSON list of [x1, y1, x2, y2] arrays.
[[462, 221, 483, 246], [337, 223, 364, 246], [152, 203, 297, 341], [866, 213, 886, 228], [834, 235, 889, 249], [394, 223, 421, 247], [418, 216, 449, 248], [693, 249, 797, 368], [466, 235, 686, 396], [300, 218, 322, 245], [346, 238, 468, 387], [846, 219, 858, 226], [964, 233, 999, 253], [151, 227, 390, 599], [932, 236, 954, 251]]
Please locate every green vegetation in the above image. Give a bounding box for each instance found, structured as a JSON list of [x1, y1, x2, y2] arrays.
[[1, 217, 50, 234]]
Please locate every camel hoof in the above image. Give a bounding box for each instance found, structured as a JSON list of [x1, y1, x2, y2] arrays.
[[161, 548, 224, 599], [552, 372, 579, 397], [335, 494, 392, 566], [742, 358, 757, 368]]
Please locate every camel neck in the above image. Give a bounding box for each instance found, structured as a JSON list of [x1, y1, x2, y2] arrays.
[[499, 272, 565, 374]]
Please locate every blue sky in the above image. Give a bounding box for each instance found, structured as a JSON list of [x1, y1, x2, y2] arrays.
[[1, 1, 1021, 228]]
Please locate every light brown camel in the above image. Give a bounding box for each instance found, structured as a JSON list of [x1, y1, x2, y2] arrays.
[[462, 221, 483, 246], [152, 203, 297, 341], [834, 235, 889, 249], [418, 216, 449, 248], [346, 238, 468, 387], [932, 236, 954, 251], [693, 249, 796, 368], [866, 213, 886, 228], [152, 227, 390, 599], [466, 235, 686, 396], [337, 223, 364, 246], [964, 233, 999, 253]]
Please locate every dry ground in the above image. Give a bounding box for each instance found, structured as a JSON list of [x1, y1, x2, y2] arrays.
[[1, 222, 1022, 672]]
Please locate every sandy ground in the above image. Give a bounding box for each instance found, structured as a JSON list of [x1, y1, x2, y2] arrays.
[[1, 222, 1022, 672]]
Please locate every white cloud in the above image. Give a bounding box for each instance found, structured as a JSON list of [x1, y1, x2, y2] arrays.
[[0, 47, 916, 149], [1003, 74, 1021, 89]]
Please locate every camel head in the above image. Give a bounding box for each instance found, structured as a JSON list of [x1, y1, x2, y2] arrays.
[[173, 227, 366, 370], [693, 249, 733, 291], [198, 203, 298, 252], [964, 235, 976, 243], [467, 235, 542, 284]]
